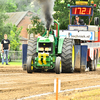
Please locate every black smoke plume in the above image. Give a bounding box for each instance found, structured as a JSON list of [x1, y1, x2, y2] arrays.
[[33, 0, 54, 30]]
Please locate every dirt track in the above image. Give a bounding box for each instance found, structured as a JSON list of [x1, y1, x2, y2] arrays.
[[0, 65, 100, 100]]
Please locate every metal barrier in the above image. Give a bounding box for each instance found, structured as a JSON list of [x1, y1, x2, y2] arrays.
[[0, 51, 22, 62]]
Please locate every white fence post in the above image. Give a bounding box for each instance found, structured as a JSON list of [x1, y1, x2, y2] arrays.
[[54, 78, 61, 93]]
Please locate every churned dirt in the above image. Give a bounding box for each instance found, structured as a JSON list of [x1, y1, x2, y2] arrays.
[[0, 65, 100, 100]]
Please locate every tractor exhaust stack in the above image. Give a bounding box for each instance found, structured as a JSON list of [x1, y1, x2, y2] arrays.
[[47, 30, 49, 37]]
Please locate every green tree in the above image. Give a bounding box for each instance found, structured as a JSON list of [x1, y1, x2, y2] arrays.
[[8, 25, 22, 51], [0, 23, 22, 51], [0, 0, 11, 41], [90, 0, 100, 25], [0, 0, 17, 12], [0, 0, 17, 41], [0, 0, 32, 13], [0, 13, 9, 41], [27, 16, 45, 36], [0, 0, 7, 12], [15, 0, 32, 12], [0, 0, 22, 51], [54, 0, 76, 29], [5, 0, 17, 12], [53, 0, 100, 29], [80, 0, 100, 25]]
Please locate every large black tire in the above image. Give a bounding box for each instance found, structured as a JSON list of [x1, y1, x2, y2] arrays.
[[87, 60, 94, 71], [61, 38, 75, 73], [55, 57, 62, 74], [27, 38, 37, 57], [27, 56, 33, 73], [27, 38, 37, 73], [87, 50, 96, 71]]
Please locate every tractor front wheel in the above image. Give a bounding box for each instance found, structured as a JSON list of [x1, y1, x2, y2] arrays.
[[27, 56, 34, 73], [55, 57, 62, 74]]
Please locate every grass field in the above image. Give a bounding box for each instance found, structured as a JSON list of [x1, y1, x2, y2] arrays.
[[67, 88, 100, 100], [97, 64, 100, 67], [0, 61, 100, 67], [0, 61, 22, 66]]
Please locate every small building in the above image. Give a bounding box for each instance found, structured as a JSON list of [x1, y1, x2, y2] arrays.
[[5, 11, 33, 44]]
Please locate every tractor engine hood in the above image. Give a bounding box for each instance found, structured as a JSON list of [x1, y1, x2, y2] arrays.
[[38, 34, 54, 43]]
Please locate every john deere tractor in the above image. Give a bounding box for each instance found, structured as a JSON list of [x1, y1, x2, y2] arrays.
[[24, 20, 75, 74], [22, 0, 99, 74]]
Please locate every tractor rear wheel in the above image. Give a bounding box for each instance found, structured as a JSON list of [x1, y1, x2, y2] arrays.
[[27, 38, 37, 57], [27, 38, 37, 73], [61, 38, 75, 73], [55, 57, 62, 74]]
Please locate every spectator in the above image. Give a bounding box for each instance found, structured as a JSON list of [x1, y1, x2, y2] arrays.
[[1, 34, 10, 65]]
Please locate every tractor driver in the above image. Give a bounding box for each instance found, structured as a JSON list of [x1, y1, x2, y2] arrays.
[[74, 15, 84, 25]]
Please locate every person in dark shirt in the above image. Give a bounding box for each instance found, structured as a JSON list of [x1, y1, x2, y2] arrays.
[[74, 15, 84, 25], [1, 34, 10, 65]]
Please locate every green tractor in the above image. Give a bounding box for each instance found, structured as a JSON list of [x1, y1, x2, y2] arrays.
[[26, 20, 75, 74], [22, 0, 98, 74]]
